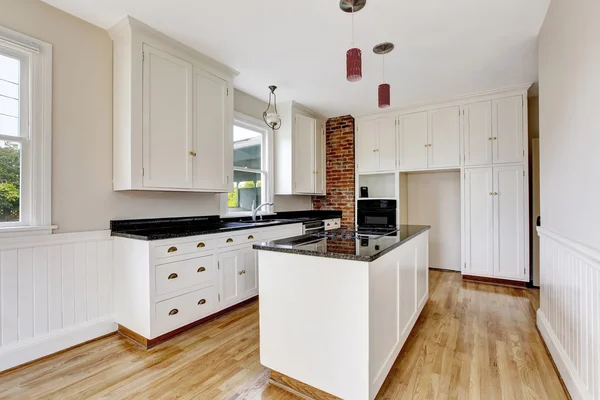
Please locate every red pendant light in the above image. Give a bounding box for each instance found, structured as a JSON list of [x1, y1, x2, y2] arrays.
[[373, 42, 394, 108], [341, 0, 366, 82]]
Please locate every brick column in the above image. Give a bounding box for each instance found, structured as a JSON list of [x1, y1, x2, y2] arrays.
[[312, 115, 355, 229]]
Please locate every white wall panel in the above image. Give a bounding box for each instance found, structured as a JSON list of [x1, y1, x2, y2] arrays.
[[0, 230, 116, 372], [537, 227, 599, 400]]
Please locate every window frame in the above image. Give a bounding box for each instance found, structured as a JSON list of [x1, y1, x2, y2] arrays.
[[0, 26, 53, 237], [220, 112, 274, 218]]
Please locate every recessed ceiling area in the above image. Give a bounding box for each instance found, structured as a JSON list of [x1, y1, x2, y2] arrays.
[[41, 0, 550, 117]]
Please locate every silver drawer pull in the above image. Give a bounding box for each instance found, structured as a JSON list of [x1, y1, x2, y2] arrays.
[[168, 273, 178, 280], [169, 309, 179, 316], [197, 267, 206, 273], [198, 299, 206, 305]]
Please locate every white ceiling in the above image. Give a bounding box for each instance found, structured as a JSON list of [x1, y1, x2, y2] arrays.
[[42, 0, 550, 117]]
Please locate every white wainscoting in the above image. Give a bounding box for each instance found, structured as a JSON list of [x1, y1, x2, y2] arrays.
[[537, 227, 600, 400], [0, 230, 116, 372]]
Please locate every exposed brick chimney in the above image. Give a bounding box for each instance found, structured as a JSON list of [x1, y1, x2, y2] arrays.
[[312, 115, 355, 229]]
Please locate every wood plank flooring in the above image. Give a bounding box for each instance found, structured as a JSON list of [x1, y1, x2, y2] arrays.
[[0, 270, 568, 399]]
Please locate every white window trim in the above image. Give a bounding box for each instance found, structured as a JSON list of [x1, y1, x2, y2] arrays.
[[0, 25, 54, 236], [220, 112, 274, 218]]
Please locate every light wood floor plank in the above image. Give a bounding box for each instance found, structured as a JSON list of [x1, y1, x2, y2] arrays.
[[0, 270, 569, 399]]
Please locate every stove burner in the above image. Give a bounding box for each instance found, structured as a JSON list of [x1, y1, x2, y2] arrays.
[[312, 228, 398, 240]]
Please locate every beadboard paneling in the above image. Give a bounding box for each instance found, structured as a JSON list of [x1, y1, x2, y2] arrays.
[[0, 230, 116, 372], [537, 227, 600, 400]]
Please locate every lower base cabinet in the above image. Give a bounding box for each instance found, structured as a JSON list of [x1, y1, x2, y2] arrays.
[[114, 223, 303, 343]]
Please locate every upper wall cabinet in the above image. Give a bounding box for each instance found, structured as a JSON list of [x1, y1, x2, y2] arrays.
[[397, 107, 460, 171], [274, 102, 326, 196], [463, 95, 524, 166], [356, 116, 396, 173], [110, 17, 237, 192]]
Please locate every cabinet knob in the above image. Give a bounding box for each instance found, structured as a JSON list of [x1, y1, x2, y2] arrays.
[[197, 267, 206, 273], [247, 235, 254, 240], [424, 144, 428, 147], [493, 137, 497, 140], [197, 242, 205, 248], [489, 192, 493, 195], [238, 270, 246, 275], [198, 299, 206, 305], [488, 137, 493, 141], [226, 238, 233, 243], [167, 246, 178, 253], [168, 273, 178, 280], [494, 192, 498, 195], [169, 309, 179, 316], [428, 144, 432, 147], [189, 151, 197, 156]]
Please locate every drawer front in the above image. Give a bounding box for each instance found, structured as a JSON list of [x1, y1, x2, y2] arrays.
[[155, 255, 215, 296], [155, 286, 215, 335], [155, 238, 214, 259], [218, 231, 260, 248]]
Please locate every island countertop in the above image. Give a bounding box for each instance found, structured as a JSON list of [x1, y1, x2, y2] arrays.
[[253, 225, 431, 262]]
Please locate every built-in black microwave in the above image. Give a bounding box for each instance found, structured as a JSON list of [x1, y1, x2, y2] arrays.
[[357, 199, 397, 229]]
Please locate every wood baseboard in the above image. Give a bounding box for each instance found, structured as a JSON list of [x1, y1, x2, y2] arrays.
[[269, 370, 340, 400], [462, 274, 527, 288], [118, 296, 258, 349]]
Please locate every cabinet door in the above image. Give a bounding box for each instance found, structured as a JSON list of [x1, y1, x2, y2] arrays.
[[193, 68, 230, 191], [377, 117, 397, 171], [314, 119, 326, 195], [493, 165, 525, 280], [241, 248, 259, 298], [294, 113, 316, 193], [219, 249, 244, 308], [356, 120, 379, 173], [142, 44, 193, 188], [463, 101, 492, 166], [464, 168, 494, 276], [398, 112, 428, 170], [492, 96, 524, 164], [428, 106, 460, 168]]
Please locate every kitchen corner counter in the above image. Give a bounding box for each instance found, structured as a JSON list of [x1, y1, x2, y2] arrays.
[[253, 225, 431, 262]]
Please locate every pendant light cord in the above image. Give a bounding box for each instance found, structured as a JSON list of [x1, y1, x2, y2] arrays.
[[382, 54, 385, 83], [351, 5, 355, 47]]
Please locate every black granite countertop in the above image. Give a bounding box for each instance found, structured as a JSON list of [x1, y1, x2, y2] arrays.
[[110, 210, 342, 241], [253, 225, 431, 262]]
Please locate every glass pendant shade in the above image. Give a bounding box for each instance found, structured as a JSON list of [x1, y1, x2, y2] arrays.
[[263, 85, 281, 130], [346, 48, 362, 82], [265, 112, 280, 127], [378, 83, 390, 108]]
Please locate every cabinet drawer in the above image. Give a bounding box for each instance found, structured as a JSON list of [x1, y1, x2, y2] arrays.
[[155, 286, 215, 335], [155, 238, 214, 259], [218, 231, 260, 247], [155, 254, 215, 296]]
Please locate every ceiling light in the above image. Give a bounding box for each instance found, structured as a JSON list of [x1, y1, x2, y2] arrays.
[[341, 0, 366, 82], [263, 85, 281, 130], [373, 42, 394, 108]]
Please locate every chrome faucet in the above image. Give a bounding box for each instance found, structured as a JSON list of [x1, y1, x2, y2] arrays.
[[251, 200, 274, 221]]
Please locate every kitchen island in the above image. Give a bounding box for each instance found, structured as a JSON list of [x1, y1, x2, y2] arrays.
[[254, 225, 430, 400]]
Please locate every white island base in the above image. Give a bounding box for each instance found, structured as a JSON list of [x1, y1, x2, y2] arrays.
[[258, 230, 429, 400]]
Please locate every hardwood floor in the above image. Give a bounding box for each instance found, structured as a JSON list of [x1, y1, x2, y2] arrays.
[[0, 270, 568, 400]]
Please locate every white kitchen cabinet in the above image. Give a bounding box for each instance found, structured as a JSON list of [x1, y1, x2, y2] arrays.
[[398, 112, 428, 170], [241, 248, 259, 298], [356, 117, 396, 173], [463, 165, 525, 280], [493, 165, 525, 280], [219, 248, 244, 307], [142, 44, 193, 189], [110, 16, 237, 192], [492, 96, 524, 164], [274, 102, 326, 195], [463, 101, 493, 166], [427, 106, 461, 169], [464, 167, 494, 276]]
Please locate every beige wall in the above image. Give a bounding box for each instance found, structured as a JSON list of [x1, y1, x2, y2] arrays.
[[0, 0, 310, 233], [538, 0, 599, 250], [406, 172, 461, 271]]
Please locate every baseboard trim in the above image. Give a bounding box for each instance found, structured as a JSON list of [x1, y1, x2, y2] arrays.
[[118, 296, 259, 349], [0, 317, 117, 373], [462, 274, 527, 288], [537, 309, 585, 400], [269, 370, 340, 400]]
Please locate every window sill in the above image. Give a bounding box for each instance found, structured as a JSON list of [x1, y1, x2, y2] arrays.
[[0, 225, 58, 239]]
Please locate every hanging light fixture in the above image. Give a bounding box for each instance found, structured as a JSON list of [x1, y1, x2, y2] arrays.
[[262, 85, 281, 130], [340, 0, 366, 82], [373, 42, 394, 108]]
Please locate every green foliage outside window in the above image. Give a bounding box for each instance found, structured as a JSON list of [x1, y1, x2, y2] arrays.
[[0, 142, 20, 222]]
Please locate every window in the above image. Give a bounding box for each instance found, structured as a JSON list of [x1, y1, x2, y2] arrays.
[[0, 26, 52, 235], [222, 113, 273, 216]]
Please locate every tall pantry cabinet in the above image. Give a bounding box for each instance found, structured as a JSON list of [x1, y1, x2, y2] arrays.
[[110, 17, 237, 192]]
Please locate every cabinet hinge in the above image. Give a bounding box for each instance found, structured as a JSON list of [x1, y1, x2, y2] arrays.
[[142, 51, 145, 62], [218, 261, 220, 270], [464, 263, 466, 269], [226, 88, 229, 96], [523, 150, 525, 156], [142, 168, 145, 177], [524, 267, 526, 275], [218, 293, 221, 301], [523, 170, 525, 177]]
